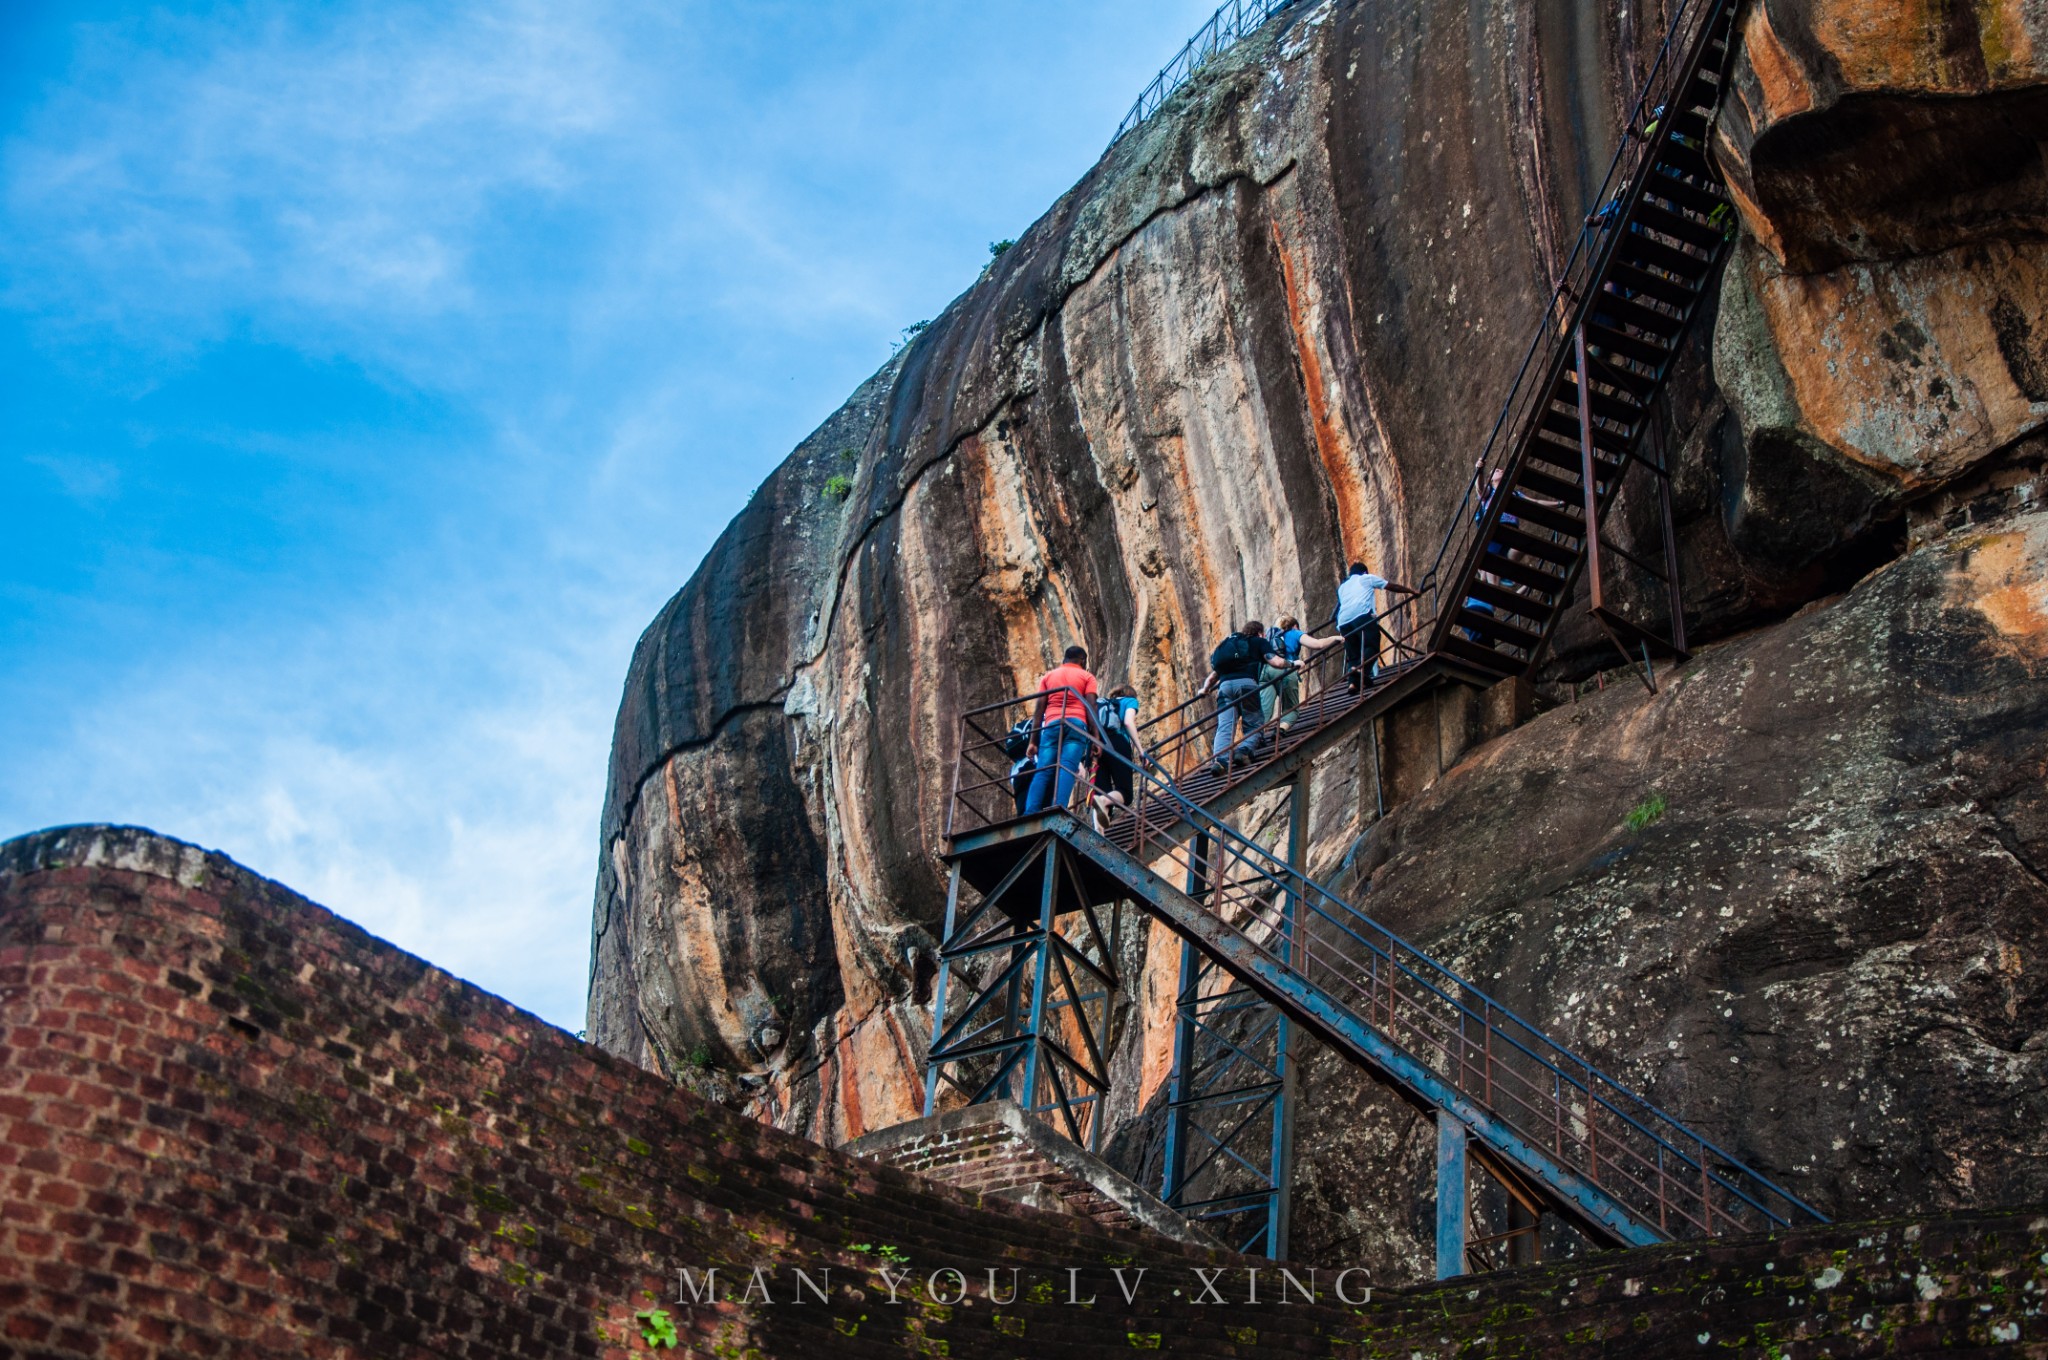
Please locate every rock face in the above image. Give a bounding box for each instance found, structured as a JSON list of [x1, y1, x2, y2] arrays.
[[588, 0, 2048, 1281]]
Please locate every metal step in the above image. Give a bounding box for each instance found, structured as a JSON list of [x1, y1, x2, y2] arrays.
[[1635, 201, 1724, 252], [1645, 171, 1726, 217], [1513, 463, 1592, 506], [1656, 141, 1716, 180], [1558, 370, 1649, 426], [1608, 259, 1701, 310], [1537, 408, 1633, 460], [1586, 289, 1684, 344], [1462, 575, 1559, 620], [1501, 490, 1586, 537], [1582, 320, 1673, 368], [1437, 633, 1529, 676], [1489, 523, 1583, 567], [1454, 607, 1544, 653], [1615, 232, 1713, 280]]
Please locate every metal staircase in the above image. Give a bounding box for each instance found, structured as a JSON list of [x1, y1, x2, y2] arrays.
[[934, 698, 1826, 1272], [1423, 0, 1742, 688], [922, 0, 1818, 1274]]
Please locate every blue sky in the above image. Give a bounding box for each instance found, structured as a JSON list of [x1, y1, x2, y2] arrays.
[[0, 0, 1219, 1030]]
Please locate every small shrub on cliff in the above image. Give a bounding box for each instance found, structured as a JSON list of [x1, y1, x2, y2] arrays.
[[988, 238, 1015, 259], [822, 473, 854, 502], [1625, 792, 1668, 831]]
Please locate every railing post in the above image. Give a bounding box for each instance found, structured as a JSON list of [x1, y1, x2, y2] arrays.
[[1576, 325, 1606, 616], [1700, 1142, 1715, 1236], [1586, 1067, 1600, 1188], [1656, 404, 1689, 658], [1483, 1004, 1494, 1110], [1657, 1145, 1669, 1235]]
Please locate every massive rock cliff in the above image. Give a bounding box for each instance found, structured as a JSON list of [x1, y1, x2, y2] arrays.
[[588, 0, 2048, 1281]]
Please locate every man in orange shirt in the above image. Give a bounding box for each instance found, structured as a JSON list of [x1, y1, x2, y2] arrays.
[[1023, 645, 1100, 814]]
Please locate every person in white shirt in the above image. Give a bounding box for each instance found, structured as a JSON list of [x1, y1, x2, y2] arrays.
[[1335, 562, 1416, 690]]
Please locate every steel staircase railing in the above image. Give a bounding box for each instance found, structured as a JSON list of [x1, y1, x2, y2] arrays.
[[947, 696, 1827, 1246]]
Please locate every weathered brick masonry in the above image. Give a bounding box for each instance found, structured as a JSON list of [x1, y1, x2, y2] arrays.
[[843, 1101, 1215, 1246], [2, 826, 2044, 1358]]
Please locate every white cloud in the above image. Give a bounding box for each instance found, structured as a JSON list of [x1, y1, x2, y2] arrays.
[[3, 0, 1229, 1034]]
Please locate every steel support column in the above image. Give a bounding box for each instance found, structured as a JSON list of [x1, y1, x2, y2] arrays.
[[923, 832, 1123, 1152], [1437, 1113, 1469, 1280], [1161, 783, 1305, 1259]]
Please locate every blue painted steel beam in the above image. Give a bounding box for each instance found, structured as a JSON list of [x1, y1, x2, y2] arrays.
[[1057, 810, 1666, 1249], [1437, 1114, 1468, 1280]]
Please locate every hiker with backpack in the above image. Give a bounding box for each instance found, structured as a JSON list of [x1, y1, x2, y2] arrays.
[[1001, 717, 1036, 816], [1336, 563, 1416, 691], [1023, 645, 1101, 815], [1199, 621, 1275, 775], [1089, 684, 1147, 825], [1260, 615, 1341, 732]]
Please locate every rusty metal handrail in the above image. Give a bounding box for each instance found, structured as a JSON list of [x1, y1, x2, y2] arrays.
[[1111, 0, 1299, 145], [1134, 603, 1429, 787]]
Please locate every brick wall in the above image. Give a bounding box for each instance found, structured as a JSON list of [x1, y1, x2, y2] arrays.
[[844, 1101, 1214, 1246], [2, 825, 2043, 1358]]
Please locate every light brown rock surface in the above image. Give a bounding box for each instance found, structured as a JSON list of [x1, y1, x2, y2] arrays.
[[1711, 0, 2048, 568], [589, 0, 2048, 1281]]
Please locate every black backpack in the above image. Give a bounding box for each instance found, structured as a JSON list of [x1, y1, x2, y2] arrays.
[[1210, 633, 1255, 672], [1001, 718, 1033, 760]]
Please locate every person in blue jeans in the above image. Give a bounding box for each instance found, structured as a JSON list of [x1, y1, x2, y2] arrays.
[[1199, 621, 1275, 775], [1023, 645, 1100, 814]]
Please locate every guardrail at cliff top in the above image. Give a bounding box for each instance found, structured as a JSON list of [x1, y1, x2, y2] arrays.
[[1112, 0, 1299, 144]]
